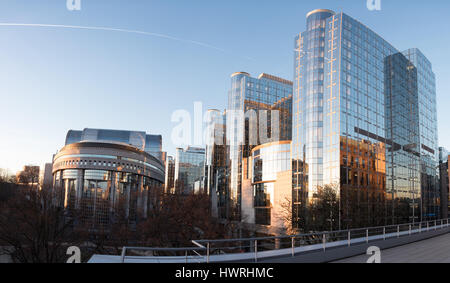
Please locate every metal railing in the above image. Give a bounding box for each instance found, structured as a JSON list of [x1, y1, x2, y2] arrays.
[[120, 246, 206, 263], [118, 218, 450, 263]]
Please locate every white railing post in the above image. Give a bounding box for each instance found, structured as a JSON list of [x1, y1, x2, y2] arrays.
[[348, 230, 351, 246], [397, 225, 400, 238], [427, 221, 429, 231], [434, 220, 437, 231], [254, 240, 258, 263], [120, 247, 126, 263], [409, 224, 411, 235], [291, 237, 295, 257], [366, 229, 369, 243], [323, 234, 326, 251], [207, 242, 210, 263], [383, 227, 386, 240]]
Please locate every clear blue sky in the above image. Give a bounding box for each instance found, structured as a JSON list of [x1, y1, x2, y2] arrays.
[[0, 0, 449, 173]]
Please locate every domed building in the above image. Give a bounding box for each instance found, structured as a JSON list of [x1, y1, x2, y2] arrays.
[[52, 129, 165, 228]]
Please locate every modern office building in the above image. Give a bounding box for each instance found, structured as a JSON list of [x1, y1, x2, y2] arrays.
[[204, 110, 229, 218], [292, 9, 440, 230], [240, 141, 292, 234], [52, 139, 165, 229], [402, 48, 440, 220], [227, 72, 293, 220], [165, 156, 175, 194], [439, 147, 449, 219], [66, 128, 164, 162], [174, 147, 206, 195]]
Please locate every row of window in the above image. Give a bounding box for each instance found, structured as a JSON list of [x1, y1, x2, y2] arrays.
[[54, 154, 164, 174], [54, 159, 162, 175]]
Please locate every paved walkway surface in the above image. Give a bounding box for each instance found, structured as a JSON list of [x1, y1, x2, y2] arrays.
[[334, 233, 450, 263]]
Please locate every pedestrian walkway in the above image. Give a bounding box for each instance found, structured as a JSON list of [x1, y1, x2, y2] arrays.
[[334, 233, 450, 263]]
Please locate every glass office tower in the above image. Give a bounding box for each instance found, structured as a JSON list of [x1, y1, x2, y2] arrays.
[[174, 147, 206, 195], [204, 110, 229, 218], [439, 147, 449, 219], [165, 156, 175, 194], [403, 48, 440, 219], [228, 72, 292, 220], [293, 10, 439, 230], [293, 10, 334, 228], [384, 52, 420, 225]]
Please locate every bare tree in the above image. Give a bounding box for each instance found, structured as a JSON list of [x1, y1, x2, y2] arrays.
[[308, 184, 340, 232], [0, 169, 16, 184], [16, 166, 40, 190], [137, 193, 229, 248], [280, 183, 341, 233], [0, 189, 87, 263], [279, 197, 297, 235], [0, 179, 247, 262], [0, 169, 9, 183]]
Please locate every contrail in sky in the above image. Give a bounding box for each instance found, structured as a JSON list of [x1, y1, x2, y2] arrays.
[[0, 23, 231, 54]]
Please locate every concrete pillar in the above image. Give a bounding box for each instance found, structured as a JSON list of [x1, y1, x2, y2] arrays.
[[137, 175, 146, 218], [109, 172, 117, 213], [125, 183, 131, 219], [210, 172, 219, 218], [75, 169, 83, 209]]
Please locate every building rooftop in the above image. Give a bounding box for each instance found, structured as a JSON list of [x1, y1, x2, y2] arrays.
[[306, 9, 335, 18], [258, 73, 293, 86], [230, 71, 250, 78]]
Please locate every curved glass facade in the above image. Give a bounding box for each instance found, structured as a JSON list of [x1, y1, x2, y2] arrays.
[[293, 9, 335, 228], [253, 142, 291, 183], [293, 9, 336, 191], [293, 10, 440, 230], [228, 72, 293, 220], [53, 141, 164, 229], [64, 128, 163, 161], [252, 141, 291, 226], [403, 48, 440, 219]]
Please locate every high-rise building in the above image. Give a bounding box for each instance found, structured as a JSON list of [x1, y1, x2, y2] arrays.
[[165, 156, 175, 194], [403, 48, 440, 220], [439, 147, 449, 219], [292, 9, 440, 230], [174, 147, 206, 195], [204, 110, 229, 218], [227, 72, 293, 220], [66, 128, 164, 162]]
